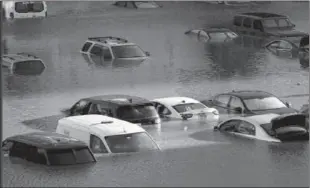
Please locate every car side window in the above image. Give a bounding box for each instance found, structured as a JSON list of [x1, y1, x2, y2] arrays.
[[25, 146, 47, 165], [2, 140, 14, 152], [233, 16, 243, 26], [90, 44, 105, 56], [268, 41, 280, 48], [102, 46, 113, 60], [72, 100, 90, 115], [253, 20, 263, 31], [243, 18, 252, 28], [214, 95, 230, 108], [81, 42, 93, 52], [229, 96, 244, 109], [88, 103, 102, 114], [219, 120, 241, 132], [126, 1, 136, 8], [115, 1, 126, 6], [10, 142, 28, 159], [154, 103, 172, 116], [90, 135, 108, 153], [278, 41, 292, 50], [199, 31, 209, 38], [236, 120, 256, 136]]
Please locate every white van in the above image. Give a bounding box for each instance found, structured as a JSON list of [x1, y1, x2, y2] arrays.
[[2, 1, 47, 20], [56, 115, 160, 155]]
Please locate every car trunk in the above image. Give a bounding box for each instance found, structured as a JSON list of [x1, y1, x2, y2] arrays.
[[271, 114, 308, 142]]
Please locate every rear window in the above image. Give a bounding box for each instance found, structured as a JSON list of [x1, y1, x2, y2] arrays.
[[111, 45, 146, 58], [15, 2, 44, 13], [13, 60, 45, 75], [173, 103, 206, 113], [117, 104, 158, 120], [46, 147, 95, 166]]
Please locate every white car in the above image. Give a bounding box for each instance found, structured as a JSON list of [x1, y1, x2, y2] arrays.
[[152, 97, 219, 124], [2, 1, 47, 20], [56, 115, 160, 154], [214, 113, 308, 142]]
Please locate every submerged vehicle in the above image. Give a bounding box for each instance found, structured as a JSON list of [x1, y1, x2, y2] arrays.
[[2, 1, 47, 20], [61, 94, 161, 126], [184, 28, 239, 43], [56, 115, 160, 154], [214, 113, 309, 142], [2, 132, 96, 166], [299, 35, 309, 68], [113, 1, 161, 9]]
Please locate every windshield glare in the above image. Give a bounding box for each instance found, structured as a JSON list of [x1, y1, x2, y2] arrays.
[[117, 104, 158, 120], [46, 148, 95, 165], [112, 45, 146, 58], [243, 97, 286, 111], [105, 132, 159, 153], [173, 103, 206, 113]]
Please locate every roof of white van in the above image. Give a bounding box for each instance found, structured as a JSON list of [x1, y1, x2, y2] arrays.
[[59, 115, 146, 136]]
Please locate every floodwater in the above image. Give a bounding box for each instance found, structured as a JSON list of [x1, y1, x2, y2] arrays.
[[2, 1, 309, 187]]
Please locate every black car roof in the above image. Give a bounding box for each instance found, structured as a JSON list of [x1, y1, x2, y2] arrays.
[[239, 12, 287, 19], [6, 132, 88, 150], [221, 90, 274, 100], [83, 94, 152, 106]]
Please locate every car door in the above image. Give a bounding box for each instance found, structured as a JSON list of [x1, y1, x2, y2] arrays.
[[70, 100, 91, 116], [153, 102, 174, 120], [276, 40, 294, 58], [227, 96, 245, 116], [233, 120, 256, 139]]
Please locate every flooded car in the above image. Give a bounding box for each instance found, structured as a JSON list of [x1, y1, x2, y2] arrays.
[[299, 35, 309, 68], [232, 12, 307, 39], [201, 90, 297, 118], [61, 94, 161, 126], [2, 132, 96, 166], [113, 1, 161, 9], [265, 36, 307, 58], [300, 104, 309, 129], [184, 28, 238, 43], [80, 36, 150, 60], [2, 53, 46, 75], [152, 97, 219, 125], [214, 113, 309, 142], [2, 1, 47, 20], [56, 114, 160, 154]]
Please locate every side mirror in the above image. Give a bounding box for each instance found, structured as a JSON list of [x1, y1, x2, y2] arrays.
[[285, 102, 292, 108], [234, 107, 243, 114], [145, 51, 150, 56]]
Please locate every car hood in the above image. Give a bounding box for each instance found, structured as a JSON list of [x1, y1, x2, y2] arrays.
[[251, 107, 297, 115], [265, 29, 307, 38]]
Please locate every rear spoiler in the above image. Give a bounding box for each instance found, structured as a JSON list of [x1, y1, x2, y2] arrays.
[[271, 113, 307, 130]]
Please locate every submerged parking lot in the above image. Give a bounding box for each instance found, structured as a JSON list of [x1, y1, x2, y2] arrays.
[[2, 1, 309, 187]]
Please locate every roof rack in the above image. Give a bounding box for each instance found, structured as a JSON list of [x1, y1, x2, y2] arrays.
[[88, 36, 128, 43], [16, 52, 38, 59]]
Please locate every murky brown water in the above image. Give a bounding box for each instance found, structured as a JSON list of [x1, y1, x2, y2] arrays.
[[2, 1, 309, 187]]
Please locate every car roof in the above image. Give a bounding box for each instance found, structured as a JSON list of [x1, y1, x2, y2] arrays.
[[2, 53, 42, 63], [6, 132, 87, 150], [86, 36, 136, 47], [152, 97, 202, 107], [83, 94, 152, 106], [237, 12, 287, 19], [59, 115, 146, 136], [219, 90, 273, 100]]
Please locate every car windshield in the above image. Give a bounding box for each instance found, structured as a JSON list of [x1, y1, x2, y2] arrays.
[[111, 45, 146, 58], [46, 147, 95, 166], [173, 103, 206, 113], [117, 104, 158, 120], [262, 18, 293, 28], [243, 97, 286, 111], [105, 132, 159, 153], [15, 2, 44, 13], [13, 60, 45, 75]]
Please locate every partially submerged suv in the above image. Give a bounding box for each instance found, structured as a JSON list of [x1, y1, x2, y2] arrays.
[[2, 53, 46, 75], [233, 12, 307, 38], [80, 36, 150, 60], [113, 1, 161, 9], [61, 94, 161, 126], [2, 132, 96, 166]]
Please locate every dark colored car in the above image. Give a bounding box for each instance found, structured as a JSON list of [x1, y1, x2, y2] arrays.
[[2, 132, 96, 166], [61, 94, 161, 126], [201, 90, 297, 117], [299, 35, 309, 68], [300, 104, 309, 129], [233, 12, 307, 38]]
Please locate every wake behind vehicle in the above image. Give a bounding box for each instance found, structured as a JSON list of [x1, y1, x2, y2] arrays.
[[152, 97, 219, 125], [214, 113, 309, 142], [2, 132, 96, 166], [2, 1, 47, 20], [61, 94, 161, 126], [56, 115, 160, 154], [80, 36, 150, 61], [232, 12, 307, 39], [201, 90, 297, 118], [184, 28, 239, 43], [2, 53, 46, 75]]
